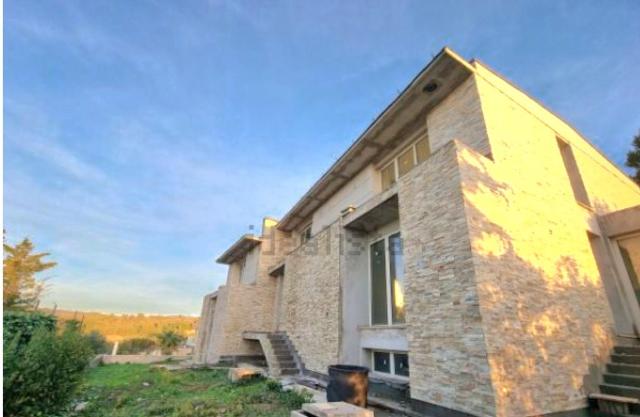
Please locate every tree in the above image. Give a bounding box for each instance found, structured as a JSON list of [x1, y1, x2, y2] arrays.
[[3, 237, 56, 310], [156, 329, 186, 355], [626, 130, 640, 185]]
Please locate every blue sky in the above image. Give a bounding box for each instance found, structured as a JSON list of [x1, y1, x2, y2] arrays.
[[4, 0, 640, 315]]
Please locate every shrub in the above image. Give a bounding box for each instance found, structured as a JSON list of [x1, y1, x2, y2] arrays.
[[86, 330, 112, 354], [3, 310, 57, 349], [266, 378, 282, 392], [118, 337, 157, 354], [3, 326, 93, 416], [156, 329, 186, 354]]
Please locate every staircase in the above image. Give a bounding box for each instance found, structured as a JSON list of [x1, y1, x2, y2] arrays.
[[592, 345, 640, 416], [267, 332, 302, 376], [242, 331, 302, 377]]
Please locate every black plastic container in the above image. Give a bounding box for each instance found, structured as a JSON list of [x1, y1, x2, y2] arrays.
[[326, 364, 370, 407]]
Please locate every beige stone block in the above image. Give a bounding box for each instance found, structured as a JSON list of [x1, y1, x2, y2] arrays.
[[302, 402, 373, 417], [227, 367, 263, 383]]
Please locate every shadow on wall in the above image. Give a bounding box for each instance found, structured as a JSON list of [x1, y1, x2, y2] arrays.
[[457, 146, 614, 417]]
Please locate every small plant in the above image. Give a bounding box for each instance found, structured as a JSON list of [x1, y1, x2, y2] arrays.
[[156, 329, 186, 355], [266, 378, 282, 392], [277, 389, 313, 409]]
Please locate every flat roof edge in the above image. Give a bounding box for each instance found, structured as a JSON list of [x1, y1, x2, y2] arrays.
[[216, 234, 262, 264]]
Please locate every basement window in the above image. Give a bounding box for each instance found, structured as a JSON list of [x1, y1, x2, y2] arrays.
[[557, 137, 590, 207], [372, 351, 409, 377]]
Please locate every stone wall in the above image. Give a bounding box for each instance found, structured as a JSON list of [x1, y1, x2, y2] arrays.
[[398, 140, 496, 417], [280, 223, 342, 374], [472, 62, 640, 214], [215, 221, 286, 357], [427, 75, 491, 158], [461, 62, 640, 416]]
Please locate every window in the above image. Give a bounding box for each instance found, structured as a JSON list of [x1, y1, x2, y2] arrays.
[[415, 137, 430, 163], [373, 351, 390, 373], [381, 163, 396, 191], [397, 148, 415, 177], [380, 135, 430, 191], [388, 233, 405, 323], [372, 351, 409, 377], [394, 353, 409, 376], [239, 248, 259, 284], [300, 225, 312, 245], [370, 239, 388, 325], [557, 138, 590, 207], [370, 232, 405, 325]]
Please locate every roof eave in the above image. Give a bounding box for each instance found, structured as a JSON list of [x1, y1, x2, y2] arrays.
[[215, 234, 262, 264], [277, 47, 474, 232]]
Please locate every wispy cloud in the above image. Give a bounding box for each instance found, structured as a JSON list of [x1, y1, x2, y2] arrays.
[[5, 0, 639, 314]]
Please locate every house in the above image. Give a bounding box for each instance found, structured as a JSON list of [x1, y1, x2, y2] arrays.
[[193, 47, 640, 417]]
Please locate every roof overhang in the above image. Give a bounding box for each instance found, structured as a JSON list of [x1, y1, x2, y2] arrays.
[[268, 261, 285, 277], [277, 47, 475, 232], [598, 205, 640, 238], [216, 234, 262, 264]]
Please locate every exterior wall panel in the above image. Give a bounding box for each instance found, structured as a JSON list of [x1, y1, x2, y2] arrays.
[[465, 63, 640, 416], [280, 223, 342, 374], [398, 141, 496, 417]]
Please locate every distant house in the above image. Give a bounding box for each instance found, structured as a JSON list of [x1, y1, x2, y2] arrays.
[[194, 47, 640, 417]]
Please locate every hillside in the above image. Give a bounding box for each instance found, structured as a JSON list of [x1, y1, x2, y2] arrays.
[[42, 309, 199, 342]]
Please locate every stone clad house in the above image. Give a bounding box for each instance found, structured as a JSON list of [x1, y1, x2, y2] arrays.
[[194, 48, 640, 417]]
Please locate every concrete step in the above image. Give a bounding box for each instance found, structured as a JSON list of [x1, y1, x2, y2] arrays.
[[275, 354, 294, 361], [601, 383, 640, 399], [610, 364, 640, 376], [280, 368, 299, 375], [616, 346, 640, 356], [273, 348, 292, 355], [277, 360, 297, 369], [613, 354, 640, 365], [604, 374, 640, 388]]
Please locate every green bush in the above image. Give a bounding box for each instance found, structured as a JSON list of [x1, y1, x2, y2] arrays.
[[3, 310, 57, 349], [3, 326, 93, 416], [118, 337, 157, 354], [85, 330, 112, 354]]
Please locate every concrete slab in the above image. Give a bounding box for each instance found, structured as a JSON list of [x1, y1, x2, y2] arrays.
[[302, 401, 374, 417]]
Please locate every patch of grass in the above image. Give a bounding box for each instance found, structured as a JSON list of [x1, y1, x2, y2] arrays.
[[66, 364, 311, 417]]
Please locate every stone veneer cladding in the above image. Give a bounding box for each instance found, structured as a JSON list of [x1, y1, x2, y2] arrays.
[[398, 140, 497, 417], [279, 223, 342, 374], [458, 63, 640, 416], [213, 222, 287, 358]]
